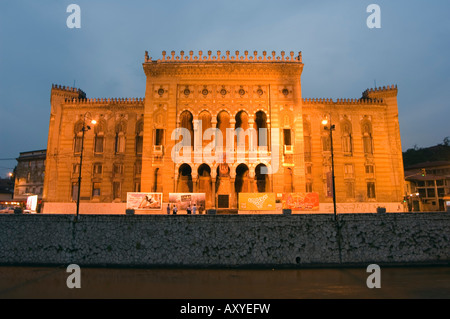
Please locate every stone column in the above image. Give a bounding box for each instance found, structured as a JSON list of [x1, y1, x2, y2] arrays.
[[211, 177, 216, 209]]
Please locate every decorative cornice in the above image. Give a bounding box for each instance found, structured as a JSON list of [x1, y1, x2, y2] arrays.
[[145, 50, 302, 63]]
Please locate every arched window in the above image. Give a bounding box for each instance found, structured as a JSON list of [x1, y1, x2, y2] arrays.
[[235, 164, 250, 193], [115, 121, 126, 154], [303, 118, 311, 162], [254, 111, 268, 147], [94, 120, 106, 154], [73, 121, 84, 154], [198, 111, 212, 147], [235, 110, 250, 149], [177, 163, 193, 193], [180, 110, 194, 147], [284, 167, 294, 193], [153, 168, 162, 192], [362, 119, 373, 155], [255, 164, 269, 193], [341, 119, 353, 155], [135, 120, 143, 155], [216, 111, 230, 150]]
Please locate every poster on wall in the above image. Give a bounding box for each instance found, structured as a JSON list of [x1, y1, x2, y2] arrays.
[[238, 193, 276, 211], [282, 192, 319, 211], [169, 193, 206, 210], [26, 195, 38, 212], [127, 192, 163, 210]]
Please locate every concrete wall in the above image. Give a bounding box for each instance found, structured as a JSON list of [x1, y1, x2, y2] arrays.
[[0, 213, 449, 268]]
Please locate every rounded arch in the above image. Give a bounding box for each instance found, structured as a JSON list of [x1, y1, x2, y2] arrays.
[[255, 163, 270, 193], [135, 119, 144, 135], [177, 163, 193, 193], [235, 163, 250, 194], [73, 120, 84, 135], [94, 118, 107, 134], [340, 117, 353, 154], [115, 120, 127, 133], [198, 110, 212, 147], [177, 107, 195, 119], [361, 117, 373, 154], [198, 163, 211, 177], [216, 110, 231, 149], [361, 119, 373, 135], [255, 110, 268, 147], [179, 110, 194, 147]]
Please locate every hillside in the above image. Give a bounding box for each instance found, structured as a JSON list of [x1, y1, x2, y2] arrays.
[[403, 138, 450, 168]]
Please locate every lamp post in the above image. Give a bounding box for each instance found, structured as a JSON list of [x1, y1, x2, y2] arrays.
[[322, 118, 337, 220], [76, 113, 96, 219]]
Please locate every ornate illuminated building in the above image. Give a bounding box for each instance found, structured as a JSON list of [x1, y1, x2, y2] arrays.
[[43, 50, 405, 212]]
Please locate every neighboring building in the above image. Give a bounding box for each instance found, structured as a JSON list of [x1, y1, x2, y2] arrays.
[[14, 150, 46, 201], [0, 178, 14, 202], [404, 161, 450, 212], [43, 50, 405, 212]]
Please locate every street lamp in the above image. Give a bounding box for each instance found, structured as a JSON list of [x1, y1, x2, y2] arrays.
[[76, 113, 96, 219], [322, 118, 337, 220]]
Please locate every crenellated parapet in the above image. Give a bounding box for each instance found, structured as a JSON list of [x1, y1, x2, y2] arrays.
[[302, 97, 385, 105], [362, 84, 398, 99], [64, 97, 145, 104], [144, 50, 303, 63], [51, 83, 86, 99]]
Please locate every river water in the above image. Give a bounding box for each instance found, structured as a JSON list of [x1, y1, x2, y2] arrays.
[[0, 266, 449, 299]]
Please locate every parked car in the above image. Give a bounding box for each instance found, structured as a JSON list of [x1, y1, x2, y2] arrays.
[[0, 206, 15, 214]]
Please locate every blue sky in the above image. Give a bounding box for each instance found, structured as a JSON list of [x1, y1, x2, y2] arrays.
[[0, 0, 449, 177]]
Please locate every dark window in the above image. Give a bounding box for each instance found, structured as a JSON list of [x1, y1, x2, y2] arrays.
[[283, 129, 292, 145], [367, 182, 376, 199], [92, 182, 101, 197], [155, 129, 164, 145]]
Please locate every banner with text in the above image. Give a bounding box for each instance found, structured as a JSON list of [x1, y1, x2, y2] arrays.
[[239, 193, 276, 211], [282, 192, 319, 211]]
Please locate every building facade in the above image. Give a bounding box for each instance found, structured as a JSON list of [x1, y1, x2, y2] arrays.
[[43, 50, 405, 212], [405, 161, 450, 211], [14, 149, 46, 202]]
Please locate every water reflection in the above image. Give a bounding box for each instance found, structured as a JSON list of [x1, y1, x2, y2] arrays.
[[0, 266, 449, 299]]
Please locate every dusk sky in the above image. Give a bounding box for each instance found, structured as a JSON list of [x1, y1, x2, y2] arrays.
[[1, 0, 449, 177]]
